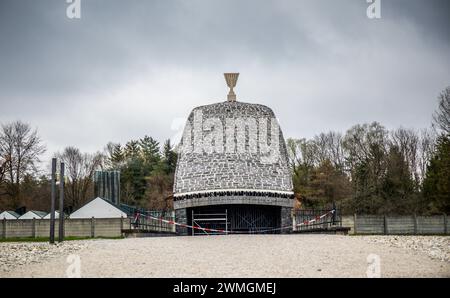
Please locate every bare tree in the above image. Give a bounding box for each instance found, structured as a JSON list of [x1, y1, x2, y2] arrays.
[[391, 127, 419, 184], [286, 138, 302, 172], [417, 128, 437, 184], [312, 131, 345, 170], [342, 122, 389, 170], [56, 147, 102, 209], [0, 154, 7, 187], [433, 86, 450, 135], [311, 133, 328, 165], [0, 121, 45, 202], [286, 138, 316, 171]]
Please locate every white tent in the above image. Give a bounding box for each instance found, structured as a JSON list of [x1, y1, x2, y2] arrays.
[[69, 197, 127, 219], [43, 211, 62, 219], [18, 210, 47, 219], [0, 211, 20, 219]]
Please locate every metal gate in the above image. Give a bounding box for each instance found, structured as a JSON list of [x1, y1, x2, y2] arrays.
[[229, 205, 280, 232], [191, 210, 228, 235], [190, 205, 281, 235]]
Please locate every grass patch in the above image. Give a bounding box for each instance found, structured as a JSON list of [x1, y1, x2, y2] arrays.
[[0, 236, 124, 243]]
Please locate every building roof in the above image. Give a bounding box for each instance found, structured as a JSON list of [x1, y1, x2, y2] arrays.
[[32, 211, 48, 218], [174, 100, 293, 196], [18, 210, 47, 219], [43, 211, 64, 219], [0, 211, 20, 219], [69, 197, 128, 219]]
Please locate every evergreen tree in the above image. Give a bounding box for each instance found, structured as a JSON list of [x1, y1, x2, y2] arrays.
[[124, 140, 140, 159], [139, 135, 160, 168], [381, 146, 415, 214], [422, 136, 450, 214], [163, 139, 177, 174], [110, 144, 124, 168], [121, 139, 147, 205], [306, 159, 352, 209]]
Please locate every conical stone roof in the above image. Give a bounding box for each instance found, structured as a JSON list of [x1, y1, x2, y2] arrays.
[[174, 100, 293, 203]]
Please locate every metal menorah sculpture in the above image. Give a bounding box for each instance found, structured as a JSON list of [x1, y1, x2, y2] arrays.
[[224, 73, 239, 102]]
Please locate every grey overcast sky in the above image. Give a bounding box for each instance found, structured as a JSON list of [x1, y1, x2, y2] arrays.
[[0, 0, 449, 162]]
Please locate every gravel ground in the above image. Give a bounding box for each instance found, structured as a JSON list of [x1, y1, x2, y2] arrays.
[[0, 241, 88, 273], [1, 235, 449, 278], [362, 235, 450, 263]]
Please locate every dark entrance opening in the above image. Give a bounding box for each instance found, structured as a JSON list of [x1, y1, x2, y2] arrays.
[[188, 204, 281, 235]]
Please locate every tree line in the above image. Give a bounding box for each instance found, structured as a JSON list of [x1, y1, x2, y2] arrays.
[[287, 87, 450, 215], [0, 127, 177, 212], [0, 87, 449, 214]]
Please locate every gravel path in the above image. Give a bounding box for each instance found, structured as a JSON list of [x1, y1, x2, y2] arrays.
[[1, 235, 449, 278], [0, 241, 88, 273]]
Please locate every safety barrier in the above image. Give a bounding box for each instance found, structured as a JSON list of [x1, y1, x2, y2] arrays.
[[134, 210, 335, 234]]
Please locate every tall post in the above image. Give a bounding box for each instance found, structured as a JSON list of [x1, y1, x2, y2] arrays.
[[192, 209, 194, 236], [413, 214, 418, 235], [444, 214, 447, 235], [58, 162, 65, 242], [332, 201, 336, 225], [225, 209, 228, 235], [91, 217, 95, 238], [2, 218, 6, 239], [49, 158, 57, 244], [32, 218, 36, 238], [172, 211, 176, 233], [292, 211, 296, 232]]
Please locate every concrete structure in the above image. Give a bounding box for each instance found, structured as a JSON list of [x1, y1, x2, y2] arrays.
[[69, 197, 127, 219], [94, 170, 121, 205], [0, 211, 20, 220], [1, 218, 130, 239], [18, 211, 47, 220], [2, 214, 448, 239], [341, 214, 449, 235], [173, 74, 294, 234]]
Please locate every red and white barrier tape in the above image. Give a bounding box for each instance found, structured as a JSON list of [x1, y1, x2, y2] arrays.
[[133, 209, 335, 234]]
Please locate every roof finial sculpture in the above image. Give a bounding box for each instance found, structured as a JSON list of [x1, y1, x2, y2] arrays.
[[224, 73, 239, 102]]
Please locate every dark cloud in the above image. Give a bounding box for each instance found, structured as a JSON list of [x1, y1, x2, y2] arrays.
[[0, 0, 449, 162]]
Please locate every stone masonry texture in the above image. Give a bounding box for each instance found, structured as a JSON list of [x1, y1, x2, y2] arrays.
[[174, 101, 293, 195]]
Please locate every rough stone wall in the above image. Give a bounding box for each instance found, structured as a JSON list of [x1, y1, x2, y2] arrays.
[[174, 195, 293, 209], [280, 207, 293, 234], [174, 101, 293, 195]]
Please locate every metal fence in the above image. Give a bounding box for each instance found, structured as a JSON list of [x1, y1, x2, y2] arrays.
[[120, 203, 176, 233], [191, 211, 228, 236], [293, 208, 341, 232], [128, 209, 175, 233]]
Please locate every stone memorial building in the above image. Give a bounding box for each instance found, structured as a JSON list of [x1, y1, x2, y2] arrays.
[[173, 73, 294, 234]]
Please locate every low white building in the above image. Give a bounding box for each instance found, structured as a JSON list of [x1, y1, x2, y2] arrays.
[[0, 211, 20, 219], [43, 211, 64, 219], [69, 197, 127, 219], [18, 210, 47, 219]]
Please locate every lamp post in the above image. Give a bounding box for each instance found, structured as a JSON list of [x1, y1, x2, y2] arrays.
[[50, 158, 56, 244], [58, 162, 65, 242]]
